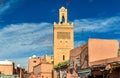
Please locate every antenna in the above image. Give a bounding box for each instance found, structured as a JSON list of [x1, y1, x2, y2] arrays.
[[66, 0, 71, 9], [61, 1, 64, 7], [81, 28, 85, 45], [81, 28, 84, 39]]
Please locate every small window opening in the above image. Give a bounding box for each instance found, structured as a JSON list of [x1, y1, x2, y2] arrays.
[[33, 60, 36, 63], [63, 55, 65, 60], [61, 16, 65, 24]]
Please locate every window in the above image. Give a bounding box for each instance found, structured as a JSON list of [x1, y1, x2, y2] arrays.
[[61, 15, 65, 23], [42, 76, 44, 78], [63, 55, 65, 60], [33, 60, 36, 63]]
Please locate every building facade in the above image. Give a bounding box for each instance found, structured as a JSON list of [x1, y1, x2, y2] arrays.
[[69, 38, 120, 78], [33, 63, 53, 78], [88, 38, 119, 66], [28, 55, 53, 73], [53, 6, 74, 66], [0, 60, 15, 75], [69, 44, 88, 78]]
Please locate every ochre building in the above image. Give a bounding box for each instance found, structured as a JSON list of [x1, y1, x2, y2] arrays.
[[33, 63, 53, 78], [53, 7, 74, 66], [28, 55, 53, 73], [0, 60, 14, 75]]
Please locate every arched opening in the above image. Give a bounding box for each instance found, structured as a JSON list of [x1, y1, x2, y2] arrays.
[[63, 55, 65, 60], [61, 15, 65, 24], [42, 76, 44, 78]]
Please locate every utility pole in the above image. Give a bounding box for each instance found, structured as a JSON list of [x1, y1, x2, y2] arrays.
[[81, 28, 85, 45], [66, 0, 71, 9]]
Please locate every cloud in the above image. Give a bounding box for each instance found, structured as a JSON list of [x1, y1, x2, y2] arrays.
[[114, 32, 120, 34], [0, 0, 19, 16], [74, 16, 120, 33], [0, 22, 53, 58]]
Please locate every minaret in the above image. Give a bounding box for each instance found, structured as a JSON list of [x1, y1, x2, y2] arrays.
[[53, 6, 74, 66]]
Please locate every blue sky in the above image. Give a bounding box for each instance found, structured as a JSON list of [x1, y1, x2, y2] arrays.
[[0, 0, 120, 69]]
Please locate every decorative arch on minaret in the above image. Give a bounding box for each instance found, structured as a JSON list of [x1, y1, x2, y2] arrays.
[[59, 7, 68, 24]]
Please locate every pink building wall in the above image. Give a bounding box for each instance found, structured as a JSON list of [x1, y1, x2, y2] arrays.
[[88, 39, 119, 66]]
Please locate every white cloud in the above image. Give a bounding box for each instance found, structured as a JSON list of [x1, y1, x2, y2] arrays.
[[0, 22, 53, 69], [0, 0, 19, 16], [0, 22, 53, 58], [74, 16, 120, 33]]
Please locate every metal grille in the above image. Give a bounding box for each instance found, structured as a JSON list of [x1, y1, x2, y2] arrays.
[[57, 32, 70, 39]]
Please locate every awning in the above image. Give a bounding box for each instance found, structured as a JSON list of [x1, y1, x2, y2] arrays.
[[78, 68, 91, 77], [89, 57, 120, 66]]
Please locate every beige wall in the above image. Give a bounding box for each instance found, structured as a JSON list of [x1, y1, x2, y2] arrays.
[[88, 38, 119, 66], [0, 64, 14, 75], [54, 7, 74, 66], [33, 63, 53, 78]]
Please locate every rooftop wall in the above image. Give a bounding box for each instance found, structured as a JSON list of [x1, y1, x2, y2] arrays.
[[0, 60, 14, 75], [0, 64, 14, 75], [88, 38, 119, 65], [28, 55, 53, 73]]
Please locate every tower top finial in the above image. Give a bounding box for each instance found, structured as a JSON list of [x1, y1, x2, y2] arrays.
[[60, 6, 66, 9], [60, 6, 66, 11]]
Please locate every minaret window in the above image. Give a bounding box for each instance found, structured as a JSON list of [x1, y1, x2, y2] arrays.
[[33, 60, 36, 63], [63, 55, 65, 60], [61, 15, 65, 24]]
